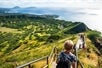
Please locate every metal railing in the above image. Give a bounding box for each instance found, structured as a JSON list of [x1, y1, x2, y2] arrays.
[[16, 46, 84, 68], [16, 46, 57, 68], [43, 46, 58, 68], [16, 55, 49, 68]]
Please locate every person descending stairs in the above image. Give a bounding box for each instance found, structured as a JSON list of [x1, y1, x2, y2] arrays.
[[17, 33, 85, 68], [56, 40, 77, 68], [54, 33, 86, 68]]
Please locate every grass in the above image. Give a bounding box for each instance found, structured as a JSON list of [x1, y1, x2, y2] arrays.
[[0, 34, 72, 68], [0, 32, 101, 68], [0, 14, 101, 68], [78, 36, 99, 68], [32, 59, 47, 68], [0, 27, 22, 33]]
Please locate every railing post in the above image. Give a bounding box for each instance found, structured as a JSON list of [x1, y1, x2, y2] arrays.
[[55, 47, 59, 61], [75, 49, 78, 68], [56, 49, 58, 58], [54, 47, 56, 54], [77, 61, 79, 68], [28, 64, 31, 68], [53, 47, 56, 61], [47, 56, 49, 68]]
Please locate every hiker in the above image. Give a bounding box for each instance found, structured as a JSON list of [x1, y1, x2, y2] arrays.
[[75, 33, 86, 50], [56, 40, 77, 68]]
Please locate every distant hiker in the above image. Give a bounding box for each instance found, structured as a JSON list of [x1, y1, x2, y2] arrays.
[[56, 40, 77, 68], [75, 33, 86, 50]]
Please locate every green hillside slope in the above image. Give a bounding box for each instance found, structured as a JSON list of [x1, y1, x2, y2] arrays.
[[0, 14, 102, 68]]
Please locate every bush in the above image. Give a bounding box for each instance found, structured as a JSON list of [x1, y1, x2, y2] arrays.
[[46, 34, 61, 43], [87, 31, 101, 41]]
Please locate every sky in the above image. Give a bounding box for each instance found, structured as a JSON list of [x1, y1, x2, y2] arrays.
[[0, 0, 102, 8], [0, 0, 102, 32]]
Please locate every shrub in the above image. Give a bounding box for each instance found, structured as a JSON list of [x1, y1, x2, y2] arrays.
[[46, 34, 61, 43], [87, 31, 101, 41]]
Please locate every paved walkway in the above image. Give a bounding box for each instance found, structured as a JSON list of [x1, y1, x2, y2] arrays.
[[51, 62, 57, 68]]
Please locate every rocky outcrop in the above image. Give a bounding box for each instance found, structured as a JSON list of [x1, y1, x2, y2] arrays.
[[64, 22, 90, 34]]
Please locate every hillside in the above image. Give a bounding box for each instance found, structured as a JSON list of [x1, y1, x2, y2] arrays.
[[0, 14, 102, 68]]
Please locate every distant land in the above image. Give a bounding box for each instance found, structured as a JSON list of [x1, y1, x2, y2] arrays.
[[0, 6, 102, 33]]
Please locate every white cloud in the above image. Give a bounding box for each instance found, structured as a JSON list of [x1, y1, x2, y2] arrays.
[[0, 0, 102, 8]]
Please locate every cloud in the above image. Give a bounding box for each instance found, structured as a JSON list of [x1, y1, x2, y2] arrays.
[[0, 0, 102, 9]]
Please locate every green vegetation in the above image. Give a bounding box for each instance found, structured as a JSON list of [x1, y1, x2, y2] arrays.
[[0, 27, 22, 33], [0, 13, 101, 68], [87, 30, 101, 41]]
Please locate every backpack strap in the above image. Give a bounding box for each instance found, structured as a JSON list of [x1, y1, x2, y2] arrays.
[[61, 52, 71, 63]]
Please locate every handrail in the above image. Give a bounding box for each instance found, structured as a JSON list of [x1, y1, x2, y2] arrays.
[[43, 46, 57, 68], [49, 46, 56, 59], [16, 46, 57, 68], [78, 60, 84, 68], [16, 43, 85, 68], [16, 55, 49, 68]]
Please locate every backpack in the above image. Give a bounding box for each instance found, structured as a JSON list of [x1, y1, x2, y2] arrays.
[[56, 52, 71, 68]]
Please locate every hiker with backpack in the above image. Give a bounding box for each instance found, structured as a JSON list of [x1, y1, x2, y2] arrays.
[[56, 40, 77, 68]]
